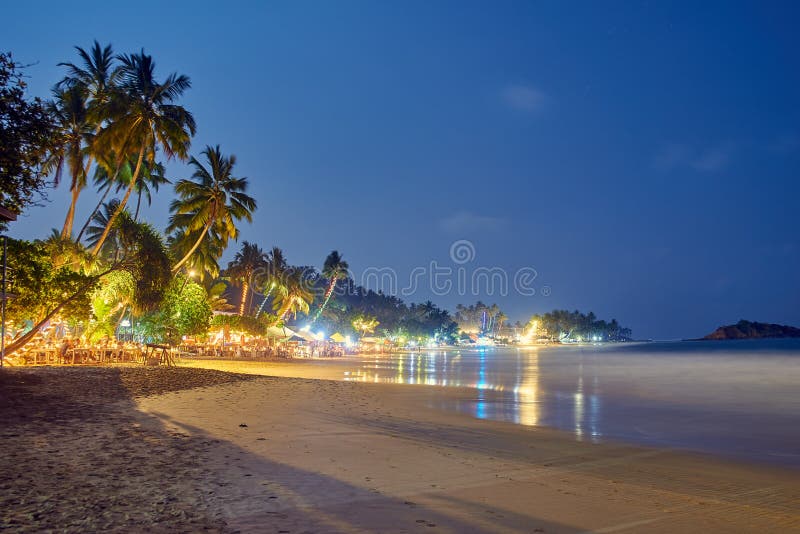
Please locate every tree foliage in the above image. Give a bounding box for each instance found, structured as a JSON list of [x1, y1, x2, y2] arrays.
[[210, 313, 275, 337], [0, 52, 55, 228], [137, 277, 211, 344], [4, 238, 95, 325], [528, 310, 632, 341]]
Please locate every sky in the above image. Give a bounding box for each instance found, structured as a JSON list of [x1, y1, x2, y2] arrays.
[[4, 0, 799, 339]]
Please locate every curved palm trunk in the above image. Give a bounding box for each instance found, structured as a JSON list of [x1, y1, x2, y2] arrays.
[[254, 286, 274, 319], [171, 212, 215, 273], [310, 279, 337, 324], [76, 179, 114, 243], [277, 297, 294, 322], [61, 185, 81, 239], [91, 144, 146, 256], [239, 279, 249, 315], [63, 129, 102, 239], [134, 190, 142, 221]]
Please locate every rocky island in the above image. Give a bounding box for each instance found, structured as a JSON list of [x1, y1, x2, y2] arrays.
[[702, 319, 800, 340]]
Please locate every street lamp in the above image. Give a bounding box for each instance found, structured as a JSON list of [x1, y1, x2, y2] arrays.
[[179, 269, 197, 293]]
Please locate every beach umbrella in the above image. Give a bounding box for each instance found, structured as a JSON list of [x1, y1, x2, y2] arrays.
[[330, 332, 345, 343]]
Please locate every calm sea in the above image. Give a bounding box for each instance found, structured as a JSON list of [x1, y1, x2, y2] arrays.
[[330, 340, 800, 466]]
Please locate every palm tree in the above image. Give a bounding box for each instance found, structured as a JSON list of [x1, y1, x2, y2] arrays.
[[273, 268, 313, 322], [43, 85, 93, 238], [58, 40, 120, 114], [168, 145, 256, 272], [90, 50, 196, 256], [254, 246, 289, 318], [41, 229, 94, 272], [5, 214, 171, 356], [85, 199, 125, 260], [75, 152, 131, 243], [168, 227, 224, 282], [206, 280, 234, 312], [310, 250, 349, 324], [225, 241, 267, 315], [58, 41, 121, 238], [352, 313, 379, 337]]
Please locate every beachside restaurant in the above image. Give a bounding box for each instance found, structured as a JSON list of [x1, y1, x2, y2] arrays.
[[1, 319, 349, 367], [177, 325, 346, 360]]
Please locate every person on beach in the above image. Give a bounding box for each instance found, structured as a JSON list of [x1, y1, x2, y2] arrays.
[[59, 338, 72, 363]]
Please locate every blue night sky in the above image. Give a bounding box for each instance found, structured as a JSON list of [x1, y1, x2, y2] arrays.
[[5, 1, 799, 339]]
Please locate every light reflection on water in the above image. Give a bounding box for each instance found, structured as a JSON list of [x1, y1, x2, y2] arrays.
[[337, 341, 800, 465], [343, 347, 600, 443]]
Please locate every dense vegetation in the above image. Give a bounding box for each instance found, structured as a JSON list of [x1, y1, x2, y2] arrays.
[[0, 53, 54, 228], [527, 309, 632, 342], [702, 320, 800, 340]]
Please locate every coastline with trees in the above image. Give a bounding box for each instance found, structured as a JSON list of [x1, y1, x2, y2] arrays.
[[1, 42, 632, 360]]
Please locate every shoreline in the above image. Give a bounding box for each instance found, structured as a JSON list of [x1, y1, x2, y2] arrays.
[[141, 371, 800, 532], [174, 354, 800, 470], [2, 365, 799, 532]]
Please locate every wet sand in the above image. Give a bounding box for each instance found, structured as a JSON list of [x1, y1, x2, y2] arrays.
[[2, 365, 799, 532]]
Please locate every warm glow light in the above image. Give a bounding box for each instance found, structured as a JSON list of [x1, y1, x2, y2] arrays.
[[520, 319, 538, 344]]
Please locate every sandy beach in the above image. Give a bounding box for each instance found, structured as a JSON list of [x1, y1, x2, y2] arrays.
[[1, 365, 799, 533]]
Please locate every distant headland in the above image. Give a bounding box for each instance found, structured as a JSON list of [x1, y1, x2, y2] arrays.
[[700, 320, 800, 340]]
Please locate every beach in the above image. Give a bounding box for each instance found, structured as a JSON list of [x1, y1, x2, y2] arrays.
[[1, 365, 799, 532]]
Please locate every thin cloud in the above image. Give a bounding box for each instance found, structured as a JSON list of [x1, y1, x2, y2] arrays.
[[439, 211, 508, 234], [501, 84, 546, 112]]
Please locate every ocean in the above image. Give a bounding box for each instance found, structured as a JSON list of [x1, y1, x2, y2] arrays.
[[333, 339, 800, 466]]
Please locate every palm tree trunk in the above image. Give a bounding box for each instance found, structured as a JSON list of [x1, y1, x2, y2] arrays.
[[76, 178, 114, 243], [311, 279, 336, 323], [171, 211, 215, 272], [254, 286, 274, 319], [239, 279, 249, 315], [134, 190, 142, 221], [61, 186, 80, 239], [91, 144, 146, 256], [277, 298, 293, 322]]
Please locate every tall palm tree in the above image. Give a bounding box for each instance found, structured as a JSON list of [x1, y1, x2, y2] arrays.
[[310, 250, 349, 324], [58, 41, 121, 238], [43, 85, 93, 238], [273, 268, 313, 322], [225, 241, 267, 315], [168, 145, 256, 272], [254, 246, 289, 318], [90, 50, 196, 256], [58, 41, 120, 113]]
